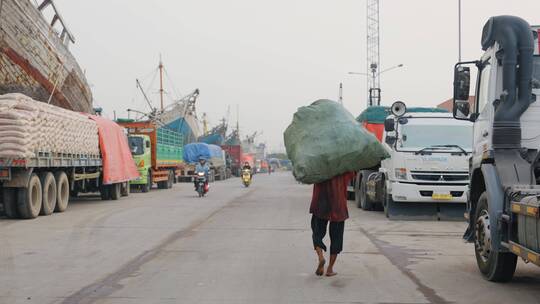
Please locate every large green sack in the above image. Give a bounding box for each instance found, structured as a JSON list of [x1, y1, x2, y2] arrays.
[[284, 99, 389, 184]]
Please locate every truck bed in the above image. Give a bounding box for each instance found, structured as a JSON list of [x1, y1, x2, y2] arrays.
[[0, 151, 102, 169]]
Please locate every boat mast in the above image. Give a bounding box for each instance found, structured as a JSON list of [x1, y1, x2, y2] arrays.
[[159, 56, 164, 111]]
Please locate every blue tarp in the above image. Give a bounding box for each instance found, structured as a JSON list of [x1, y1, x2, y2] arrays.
[[183, 143, 223, 164]]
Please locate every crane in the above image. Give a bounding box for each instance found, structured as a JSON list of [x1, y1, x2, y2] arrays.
[[366, 0, 380, 107]]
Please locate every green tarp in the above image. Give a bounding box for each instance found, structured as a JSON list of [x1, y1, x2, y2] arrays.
[[284, 100, 389, 184], [356, 106, 448, 124]]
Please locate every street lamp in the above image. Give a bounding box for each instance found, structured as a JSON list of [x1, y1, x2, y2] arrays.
[[348, 63, 404, 106], [348, 63, 404, 77]]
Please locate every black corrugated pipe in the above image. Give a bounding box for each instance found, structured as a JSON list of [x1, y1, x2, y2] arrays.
[[481, 16, 535, 148]]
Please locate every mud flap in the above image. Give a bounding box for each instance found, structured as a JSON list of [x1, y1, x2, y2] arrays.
[[438, 203, 467, 221], [387, 200, 466, 221], [387, 201, 439, 221]]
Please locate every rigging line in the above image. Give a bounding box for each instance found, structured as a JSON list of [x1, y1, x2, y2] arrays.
[[163, 67, 183, 99]]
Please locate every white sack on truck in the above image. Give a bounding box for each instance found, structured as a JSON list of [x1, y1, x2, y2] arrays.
[[0, 93, 99, 158]]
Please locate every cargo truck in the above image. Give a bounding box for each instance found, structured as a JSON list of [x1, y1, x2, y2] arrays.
[[452, 16, 540, 281], [0, 95, 139, 219], [182, 143, 227, 182], [222, 144, 243, 176], [349, 103, 473, 220], [118, 120, 183, 192]]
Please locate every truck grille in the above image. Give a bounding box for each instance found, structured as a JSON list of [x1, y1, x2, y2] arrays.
[[410, 171, 468, 183]]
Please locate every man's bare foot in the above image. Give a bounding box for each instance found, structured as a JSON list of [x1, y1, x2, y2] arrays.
[[326, 269, 337, 277], [316, 259, 326, 276]]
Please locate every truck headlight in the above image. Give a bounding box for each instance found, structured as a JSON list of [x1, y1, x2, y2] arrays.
[[395, 168, 407, 180]]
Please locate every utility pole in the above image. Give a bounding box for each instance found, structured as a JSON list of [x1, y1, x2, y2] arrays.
[[367, 0, 381, 107], [458, 0, 462, 62]]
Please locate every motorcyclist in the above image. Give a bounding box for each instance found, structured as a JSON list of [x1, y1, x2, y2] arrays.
[[194, 157, 210, 189], [242, 162, 252, 174]]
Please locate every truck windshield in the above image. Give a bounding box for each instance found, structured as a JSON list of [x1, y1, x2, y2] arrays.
[[128, 137, 144, 155], [399, 123, 472, 152]]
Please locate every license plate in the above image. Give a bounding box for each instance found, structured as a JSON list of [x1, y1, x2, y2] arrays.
[[432, 193, 453, 200]]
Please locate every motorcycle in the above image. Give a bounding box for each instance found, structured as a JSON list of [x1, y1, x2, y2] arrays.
[[242, 169, 252, 187], [195, 172, 208, 197]]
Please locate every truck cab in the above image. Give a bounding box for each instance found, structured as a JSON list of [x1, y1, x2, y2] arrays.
[[453, 16, 540, 281], [128, 134, 152, 192], [361, 107, 473, 220], [382, 112, 472, 202]]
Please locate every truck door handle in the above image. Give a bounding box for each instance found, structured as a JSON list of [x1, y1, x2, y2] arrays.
[[482, 131, 489, 137]]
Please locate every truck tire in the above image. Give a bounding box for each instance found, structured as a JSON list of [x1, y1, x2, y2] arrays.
[[142, 170, 152, 193], [3, 188, 19, 219], [358, 172, 374, 211], [39, 172, 57, 216], [17, 173, 42, 219], [110, 183, 121, 201], [167, 171, 174, 189], [100, 185, 111, 200], [121, 182, 130, 197], [55, 171, 70, 213], [383, 183, 392, 218], [474, 192, 517, 282]]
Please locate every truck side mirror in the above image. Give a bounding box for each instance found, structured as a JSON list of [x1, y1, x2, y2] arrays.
[[453, 64, 474, 120], [454, 66, 471, 101], [384, 118, 395, 132], [454, 100, 471, 120], [146, 141, 150, 148], [385, 135, 396, 146]]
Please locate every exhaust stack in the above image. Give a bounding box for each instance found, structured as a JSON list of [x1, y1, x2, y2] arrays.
[[481, 16, 535, 148]]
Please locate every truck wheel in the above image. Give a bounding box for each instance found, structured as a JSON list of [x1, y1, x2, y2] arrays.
[[110, 183, 121, 201], [142, 170, 152, 193], [354, 174, 362, 208], [359, 172, 374, 211], [167, 171, 174, 189], [55, 172, 70, 213], [100, 185, 111, 200], [121, 182, 130, 197], [383, 183, 392, 218], [474, 192, 517, 282], [3, 188, 19, 219], [40, 172, 57, 216], [17, 173, 42, 219]]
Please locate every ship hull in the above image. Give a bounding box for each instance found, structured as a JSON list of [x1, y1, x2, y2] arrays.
[[0, 0, 92, 113], [160, 102, 201, 144]]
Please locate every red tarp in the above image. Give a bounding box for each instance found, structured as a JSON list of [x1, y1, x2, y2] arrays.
[[88, 115, 139, 184], [241, 153, 255, 167], [362, 122, 384, 142]]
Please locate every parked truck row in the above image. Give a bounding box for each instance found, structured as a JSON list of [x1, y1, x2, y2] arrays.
[[0, 95, 139, 219]]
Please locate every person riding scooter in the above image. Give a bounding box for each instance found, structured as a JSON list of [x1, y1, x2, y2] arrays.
[[194, 157, 210, 191], [241, 162, 252, 187], [242, 162, 252, 174]]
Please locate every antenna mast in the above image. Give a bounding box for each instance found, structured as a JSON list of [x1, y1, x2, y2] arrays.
[[339, 83, 343, 105], [367, 0, 381, 107], [159, 55, 164, 111]]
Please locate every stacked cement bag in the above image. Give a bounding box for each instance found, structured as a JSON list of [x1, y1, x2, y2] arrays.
[[0, 93, 99, 158], [284, 99, 390, 184]]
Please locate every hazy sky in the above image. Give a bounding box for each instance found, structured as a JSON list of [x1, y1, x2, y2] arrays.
[[56, 0, 540, 152]]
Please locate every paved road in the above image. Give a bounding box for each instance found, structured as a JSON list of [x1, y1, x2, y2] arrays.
[[2, 172, 540, 304]]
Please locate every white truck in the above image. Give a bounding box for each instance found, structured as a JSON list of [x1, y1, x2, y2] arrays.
[[353, 102, 473, 220], [452, 16, 540, 281]]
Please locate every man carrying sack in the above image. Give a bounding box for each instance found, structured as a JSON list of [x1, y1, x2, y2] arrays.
[[310, 172, 355, 276]]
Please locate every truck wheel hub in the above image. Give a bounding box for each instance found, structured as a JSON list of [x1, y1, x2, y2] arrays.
[[476, 210, 491, 262]]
